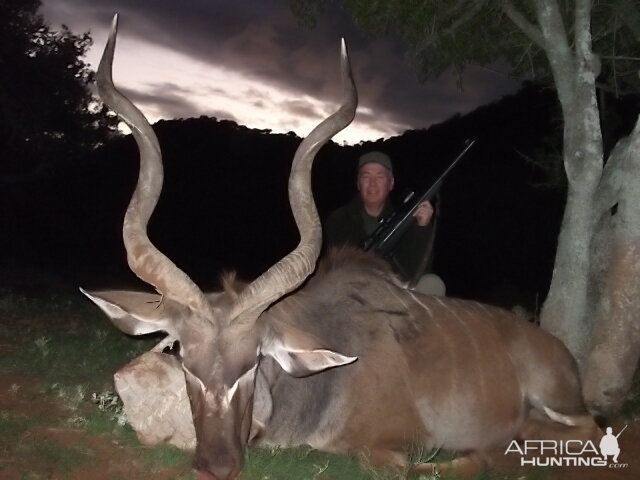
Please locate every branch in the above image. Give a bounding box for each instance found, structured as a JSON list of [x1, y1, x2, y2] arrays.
[[600, 55, 640, 62], [595, 80, 640, 96], [617, 0, 640, 42], [533, 0, 576, 109], [415, 0, 488, 57], [575, 0, 595, 70], [501, 0, 545, 48], [513, 42, 537, 77], [442, 0, 488, 39], [440, 0, 471, 23], [534, 0, 573, 60]]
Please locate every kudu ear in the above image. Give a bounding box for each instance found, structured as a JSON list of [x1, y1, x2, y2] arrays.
[[261, 321, 357, 377], [80, 288, 183, 338]]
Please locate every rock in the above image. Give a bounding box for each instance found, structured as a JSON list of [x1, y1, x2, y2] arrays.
[[114, 351, 196, 450]]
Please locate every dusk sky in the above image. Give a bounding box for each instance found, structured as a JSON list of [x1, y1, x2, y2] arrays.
[[41, 0, 520, 144]]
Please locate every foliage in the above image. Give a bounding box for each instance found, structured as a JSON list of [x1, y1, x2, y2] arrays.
[[0, 0, 115, 182], [92, 390, 127, 426], [292, 0, 640, 95]]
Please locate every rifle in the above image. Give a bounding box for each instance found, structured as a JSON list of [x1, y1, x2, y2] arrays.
[[362, 139, 476, 258]]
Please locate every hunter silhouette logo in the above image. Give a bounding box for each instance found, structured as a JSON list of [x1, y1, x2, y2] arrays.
[[505, 424, 630, 468], [599, 425, 626, 463]]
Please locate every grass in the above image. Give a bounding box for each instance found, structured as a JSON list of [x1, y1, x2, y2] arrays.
[[0, 289, 157, 392], [0, 414, 40, 445], [81, 410, 130, 437], [242, 446, 378, 480], [145, 444, 193, 471], [22, 438, 92, 474]]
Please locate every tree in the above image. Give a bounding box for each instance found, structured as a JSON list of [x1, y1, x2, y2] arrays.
[[0, 0, 114, 183], [292, 0, 640, 414]]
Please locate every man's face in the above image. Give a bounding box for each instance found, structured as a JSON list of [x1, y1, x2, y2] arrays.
[[357, 162, 394, 209]]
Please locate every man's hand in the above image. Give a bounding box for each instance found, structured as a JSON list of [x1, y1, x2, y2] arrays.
[[413, 200, 434, 227]]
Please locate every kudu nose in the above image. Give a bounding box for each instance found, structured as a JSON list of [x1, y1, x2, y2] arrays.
[[196, 458, 240, 480], [197, 466, 240, 480], [197, 472, 217, 480]]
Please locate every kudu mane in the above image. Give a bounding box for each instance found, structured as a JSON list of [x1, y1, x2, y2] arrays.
[[315, 246, 397, 282], [218, 271, 247, 299], [218, 246, 397, 311]]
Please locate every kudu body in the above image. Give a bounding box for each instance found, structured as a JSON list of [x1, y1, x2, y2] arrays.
[[83, 16, 598, 480]]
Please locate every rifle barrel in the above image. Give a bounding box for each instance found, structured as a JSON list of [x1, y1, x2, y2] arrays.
[[371, 139, 476, 255]]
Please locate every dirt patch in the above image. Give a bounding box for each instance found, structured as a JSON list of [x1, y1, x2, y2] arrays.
[[0, 373, 66, 420], [3, 427, 190, 480], [0, 372, 192, 480]]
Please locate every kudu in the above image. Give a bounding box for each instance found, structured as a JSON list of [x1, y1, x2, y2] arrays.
[[83, 15, 599, 480]]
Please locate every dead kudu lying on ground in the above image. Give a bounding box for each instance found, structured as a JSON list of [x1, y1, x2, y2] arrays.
[[82, 15, 599, 480]]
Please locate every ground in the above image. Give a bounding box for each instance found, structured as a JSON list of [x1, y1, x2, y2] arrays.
[[0, 373, 193, 480], [1, 290, 639, 480]]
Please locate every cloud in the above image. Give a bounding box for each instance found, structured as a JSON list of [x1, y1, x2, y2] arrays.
[[41, 0, 520, 143], [280, 99, 322, 119], [120, 83, 202, 119]]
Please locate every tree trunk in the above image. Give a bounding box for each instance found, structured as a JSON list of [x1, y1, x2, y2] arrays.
[[536, 0, 604, 365], [540, 178, 595, 363], [539, 107, 603, 364], [582, 118, 640, 414]]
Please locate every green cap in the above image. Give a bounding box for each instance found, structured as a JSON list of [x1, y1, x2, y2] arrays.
[[358, 151, 393, 174]]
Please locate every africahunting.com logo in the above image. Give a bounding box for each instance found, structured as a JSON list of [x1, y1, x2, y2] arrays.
[[505, 425, 629, 469]]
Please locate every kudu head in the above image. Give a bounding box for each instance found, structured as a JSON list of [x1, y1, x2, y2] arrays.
[[81, 14, 358, 480]]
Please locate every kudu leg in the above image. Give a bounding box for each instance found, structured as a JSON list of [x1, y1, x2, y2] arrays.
[[517, 415, 602, 443], [517, 406, 602, 443]]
